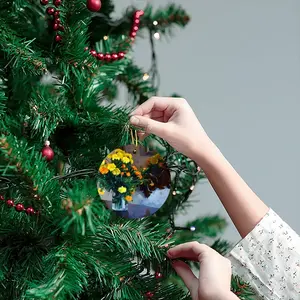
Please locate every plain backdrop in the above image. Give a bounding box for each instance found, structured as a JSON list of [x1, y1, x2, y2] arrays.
[[114, 0, 300, 242]]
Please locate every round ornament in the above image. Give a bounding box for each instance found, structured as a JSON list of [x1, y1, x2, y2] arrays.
[[42, 141, 54, 161], [97, 145, 171, 219], [86, 0, 101, 12]]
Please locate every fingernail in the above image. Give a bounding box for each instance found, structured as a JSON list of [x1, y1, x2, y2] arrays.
[[167, 250, 173, 258], [130, 116, 139, 125]]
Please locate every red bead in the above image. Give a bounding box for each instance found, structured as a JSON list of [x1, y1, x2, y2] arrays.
[[111, 53, 118, 61], [58, 25, 64, 31], [155, 272, 163, 279], [134, 10, 144, 19], [104, 53, 111, 61], [55, 35, 62, 42], [118, 52, 125, 59], [55, 18, 61, 24], [6, 199, 14, 207], [26, 207, 35, 215], [84, 47, 89, 51], [42, 145, 55, 161], [133, 19, 140, 25], [145, 291, 154, 298], [15, 203, 25, 212], [53, 23, 59, 31], [40, 0, 49, 5], [86, 0, 102, 12], [130, 31, 137, 38], [97, 53, 104, 60], [54, 0, 62, 7], [54, 10, 60, 17], [0, 195, 4, 201], [132, 25, 139, 32], [90, 49, 97, 57], [46, 7, 55, 15]]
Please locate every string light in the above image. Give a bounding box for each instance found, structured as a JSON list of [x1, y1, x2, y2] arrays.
[[190, 185, 195, 191], [197, 166, 201, 172], [153, 32, 160, 40], [153, 20, 158, 26], [172, 191, 176, 196], [103, 35, 109, 40], [142, 73, 149, 81], [190, 226, 196, 232]]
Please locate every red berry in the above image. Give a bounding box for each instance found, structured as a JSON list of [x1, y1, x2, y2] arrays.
[[118, 52, 125, 59], [6, 199, 14, 207], [132, 25, 139, 32], [145, 291, 154, 298], [111, 53, 118, 61], [54, 10, 60, 17], [15, 203, 25, 212], [133, 19, 140, 25], [54, 0, 62, 7], [40, 0, 49, 5], [46, 7, 55, 15], [155, 272, 163, 279], [53, 23, 59, 31], [55, 18, 61, 24], [104, 54, 111, 61], [90, 49, 97, 57], [55, 35, 62, 42], [97, 53, 104, 60], [0, 195, 4, 201], [130, 31, 137, 38], [26, 207, 35, 215]]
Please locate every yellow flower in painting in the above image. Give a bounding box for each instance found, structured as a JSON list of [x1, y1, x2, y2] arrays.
[[112, 153, 121, 161], [98, 188, 105, 195], [124, 152, 132, 158], [122, 156, 130, 164], [115, 149, 125, 155], [107, 163, 116, 171], [112, 168, 121, 176], [101, 160, 106, 166], [125, 195, 132, 202], [118, 186, 127, 194], [126, 172, 131, 177], [99, 166, 109, 174], [132, 165, 137, 171]]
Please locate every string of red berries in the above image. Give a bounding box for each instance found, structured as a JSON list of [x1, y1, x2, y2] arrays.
[[0, 195, 37, 216], [86, 10, 144, 63], [40, 0, 64, 43]]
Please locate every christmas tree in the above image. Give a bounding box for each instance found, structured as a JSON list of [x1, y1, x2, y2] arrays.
[[0, 0, 254, 299]]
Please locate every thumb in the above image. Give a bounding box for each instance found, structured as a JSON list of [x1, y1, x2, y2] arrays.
[[130, 115, 166, 137]]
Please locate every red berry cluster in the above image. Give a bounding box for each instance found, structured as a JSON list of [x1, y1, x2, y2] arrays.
[[0, 195, 37, 216], [87, 10, 144, 63], [40, 0, 64, 43]]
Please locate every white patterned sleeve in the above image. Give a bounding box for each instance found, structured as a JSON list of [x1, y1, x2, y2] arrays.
[[228, 209, 300, 300]]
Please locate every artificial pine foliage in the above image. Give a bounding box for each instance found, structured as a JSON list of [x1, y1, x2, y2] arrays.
[[0, 1, 254, 299]]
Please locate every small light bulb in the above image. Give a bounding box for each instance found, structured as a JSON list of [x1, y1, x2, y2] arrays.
[[190, 226, 196, 232], [154, 32, 160, 40], [197, 166, 201, 172], [153, 20, 158, 26], [103, 36, 109, 40], [172, 191, 176, 196], [190, 185, 195, 191], [143, 73, 149, 81]]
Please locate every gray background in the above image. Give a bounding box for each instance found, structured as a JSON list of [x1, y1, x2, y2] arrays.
[[115, 1, 300, 242]]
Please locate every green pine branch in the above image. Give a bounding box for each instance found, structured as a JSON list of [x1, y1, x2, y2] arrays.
[[231, 275, 255, 300], [117, 63, 157, 105], [0, 76, 7, 117], [0, 19, 47, 75]]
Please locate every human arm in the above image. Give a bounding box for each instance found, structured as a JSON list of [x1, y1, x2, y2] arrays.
[[130, 97, 268, 238]]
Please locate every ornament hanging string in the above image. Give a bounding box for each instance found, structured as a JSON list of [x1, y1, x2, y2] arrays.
[[130, 128, 138, 147]]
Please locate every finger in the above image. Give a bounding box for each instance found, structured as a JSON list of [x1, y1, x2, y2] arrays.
[[130, 115, 166, 137], [172, 260, 198, 292], [131, 97, 171, 116], [167, 242, 209, 261]]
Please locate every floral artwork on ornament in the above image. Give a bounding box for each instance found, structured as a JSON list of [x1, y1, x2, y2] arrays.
[[97, 145, 171, 219]]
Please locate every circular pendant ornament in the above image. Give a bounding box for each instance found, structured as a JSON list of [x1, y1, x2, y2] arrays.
[[97, 145, 171, 219], [86, 0, 101, 12]]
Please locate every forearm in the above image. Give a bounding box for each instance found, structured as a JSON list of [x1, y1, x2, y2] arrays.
[[194, 142, 269, 238]]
